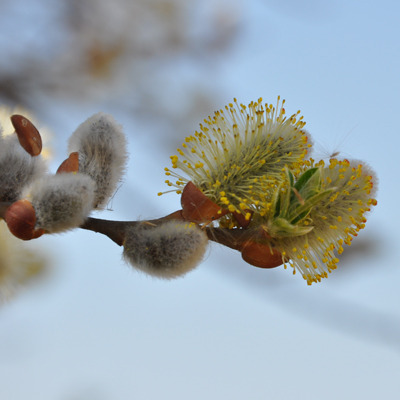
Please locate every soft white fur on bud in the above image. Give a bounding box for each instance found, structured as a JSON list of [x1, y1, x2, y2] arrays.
[[0, 133, 47, 202], [22, 174, 95, 233], [68, 113, 128, 210], [123, 221, 208, 279]]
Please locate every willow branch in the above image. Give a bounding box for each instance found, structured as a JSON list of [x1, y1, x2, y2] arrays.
[[79, 209, 257, 251], [0, 201, 257, 252], [79, 213, 183, 246]]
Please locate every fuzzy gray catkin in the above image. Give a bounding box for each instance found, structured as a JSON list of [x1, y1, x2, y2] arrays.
[[0, 134, 47, 202], [22, 174, 95, 233], [68, 113, 128, 210], [123, 221, 208, 279]]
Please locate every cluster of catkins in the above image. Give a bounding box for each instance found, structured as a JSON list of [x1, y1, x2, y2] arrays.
[[1, 113, 208, 279], [0, 97, 379, 285]]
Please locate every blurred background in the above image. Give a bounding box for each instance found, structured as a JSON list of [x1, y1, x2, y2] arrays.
[[0, 0, 399, 399]]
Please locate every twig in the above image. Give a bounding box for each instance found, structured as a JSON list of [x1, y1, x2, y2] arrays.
[[80, 209, 259, 252], [1, 201, 261, 254]]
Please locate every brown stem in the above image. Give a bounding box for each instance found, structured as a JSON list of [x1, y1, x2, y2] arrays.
[[0, 201, 260, 255], [205, 226, 259, 251], [80, 209, 260, 253], [79, 210, 186, 246], [80, 217, 133, 246]]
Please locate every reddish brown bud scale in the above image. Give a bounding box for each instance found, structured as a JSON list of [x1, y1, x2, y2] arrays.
[[241, 241, 283, 269], [181, 181, 228, 223], [232, 210, 253, 228], [5, 199, 44, 240], [163, 209, 186, 221], [10, 114, 42, 156], [56, 152, 79, 174], [31, 228, 45, 239]]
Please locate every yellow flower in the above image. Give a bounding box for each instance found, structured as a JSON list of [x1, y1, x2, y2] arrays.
[[160, 97, 378, 285], [161, 97, 311, 215], [252, 158, 378, 285]]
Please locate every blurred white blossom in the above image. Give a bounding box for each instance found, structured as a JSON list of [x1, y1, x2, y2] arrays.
[[0, 221, 47, 301]]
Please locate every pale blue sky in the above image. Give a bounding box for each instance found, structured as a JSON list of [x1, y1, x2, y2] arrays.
[[0, 0, 399, 399]]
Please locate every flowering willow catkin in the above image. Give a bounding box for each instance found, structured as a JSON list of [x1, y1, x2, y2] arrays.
[[159, 97, 378, 285], [160, 97, 312, 216], [249, 158, 378, 285], [123, 221, 208, 279], [68, 112, 128, 209]]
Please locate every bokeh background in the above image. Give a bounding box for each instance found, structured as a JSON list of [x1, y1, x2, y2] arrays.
[[0, 0, 399, 399]]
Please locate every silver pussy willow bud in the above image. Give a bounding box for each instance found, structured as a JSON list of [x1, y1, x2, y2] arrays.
[[123, 221, 208, 279], [22, 174, 95, 233], [0, 134, 47, 202], [68, 112, 128, 210]]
